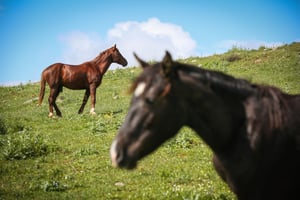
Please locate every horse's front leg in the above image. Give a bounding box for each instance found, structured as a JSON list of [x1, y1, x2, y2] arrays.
[[48, 88, 62, 117], [48, 95, 54, 118], [89, 85, 97, 115], [78, 89, 90, 114]]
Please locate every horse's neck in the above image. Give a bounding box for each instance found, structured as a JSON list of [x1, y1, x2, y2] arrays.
[[95, 55, 112, 74], [176, 69, 247, 152], [98, 61, 111, 74]]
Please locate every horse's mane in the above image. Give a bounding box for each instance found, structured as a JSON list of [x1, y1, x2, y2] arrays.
[[177, 63, 290, 144], [131, 61, 290, 140], [244, 85, 292, 149], [92, 48, 111, 65], [130, 61, 256, 98], [177, 63, 256, 98]]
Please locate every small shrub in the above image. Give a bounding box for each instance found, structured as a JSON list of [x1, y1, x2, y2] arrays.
[[225, 54, 241, 62], [89, 119, 107, 134], [74, 145, 100, 156], [167, 132, 198, 149], [5, 118, 28, 134], [88, 113, 122, 135], [1, 131, 49, 160], [40, 181, 68, 192], [38, 168, 70, 192], [258, 45, 266, 51], [0, 116, 7, 135]]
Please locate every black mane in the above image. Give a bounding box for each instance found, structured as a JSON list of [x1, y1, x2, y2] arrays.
[[176, 62, 295, 135], [176, 62, 256, 98]]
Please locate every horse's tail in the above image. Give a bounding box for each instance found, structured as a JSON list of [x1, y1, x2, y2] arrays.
[[38, 72, 46, 106]]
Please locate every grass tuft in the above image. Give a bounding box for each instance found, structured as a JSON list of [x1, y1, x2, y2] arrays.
[[0, 116, 7, 135], [1, 131, 49, 160]]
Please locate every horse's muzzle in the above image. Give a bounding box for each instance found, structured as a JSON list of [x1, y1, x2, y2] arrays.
[[110, 140, 137, 169], [122, 60, 128, 66]]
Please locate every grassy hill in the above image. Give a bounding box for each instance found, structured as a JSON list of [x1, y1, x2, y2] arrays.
[[0, 42, 299, 199]]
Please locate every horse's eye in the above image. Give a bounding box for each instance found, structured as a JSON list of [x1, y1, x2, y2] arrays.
[[145, 97, 155, 105]]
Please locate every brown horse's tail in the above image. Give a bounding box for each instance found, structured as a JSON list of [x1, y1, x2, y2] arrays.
[[38, 73, 46, 106]]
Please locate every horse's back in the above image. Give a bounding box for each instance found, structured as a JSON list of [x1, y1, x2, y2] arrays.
[[41, 63, 64, 86], [42, 63, 64, 75]]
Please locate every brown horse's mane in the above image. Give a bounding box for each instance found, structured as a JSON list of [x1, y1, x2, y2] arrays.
[[91, 48, 111, 65]]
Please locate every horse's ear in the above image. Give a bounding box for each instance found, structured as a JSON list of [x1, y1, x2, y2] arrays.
[[162, 51, 175, 77], [113, 44, 116, 49], [134, 52, 149, 69]]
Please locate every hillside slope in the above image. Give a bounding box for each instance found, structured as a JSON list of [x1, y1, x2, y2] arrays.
[[181, 42, 300, 94], [0, 42, 299, 199]]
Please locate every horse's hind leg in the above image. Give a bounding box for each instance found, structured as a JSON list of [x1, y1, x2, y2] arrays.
[[48, 88, 55, 117], [89, 85, 97, 115], [48, 87, 62, 117], [53, 102, 62, 117], [78, 89, 90, 114]]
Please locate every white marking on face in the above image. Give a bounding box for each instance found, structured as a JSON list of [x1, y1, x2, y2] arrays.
[[110, 140, 118, 167], [134, 82, 146, 97]]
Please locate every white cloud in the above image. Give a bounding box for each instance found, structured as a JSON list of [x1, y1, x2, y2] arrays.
[[60, 18, 197, 67], [108, 18, 197, 66], [60, 19, 287, 68]]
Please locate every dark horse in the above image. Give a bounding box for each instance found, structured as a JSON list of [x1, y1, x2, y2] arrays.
[[38, 44, 127, 117], [110, 52, 300, 199]]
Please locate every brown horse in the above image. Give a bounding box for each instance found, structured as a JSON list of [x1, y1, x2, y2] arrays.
[[38, 44, 127, 117], [110, 52, 300, 199]]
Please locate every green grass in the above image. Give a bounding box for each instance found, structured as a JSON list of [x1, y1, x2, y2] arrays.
[[0, 42, 299, 199]]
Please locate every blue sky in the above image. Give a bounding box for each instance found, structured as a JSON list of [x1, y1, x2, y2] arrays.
[[0, 0, 299, 85]]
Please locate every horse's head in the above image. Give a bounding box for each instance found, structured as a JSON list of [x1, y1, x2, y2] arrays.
[[110, 51, 186, 169], [110, 44, 128, 67]]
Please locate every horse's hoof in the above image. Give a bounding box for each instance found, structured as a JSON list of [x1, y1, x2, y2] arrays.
[[48, 112, 55, 118], [90, 108, 96, 115]]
